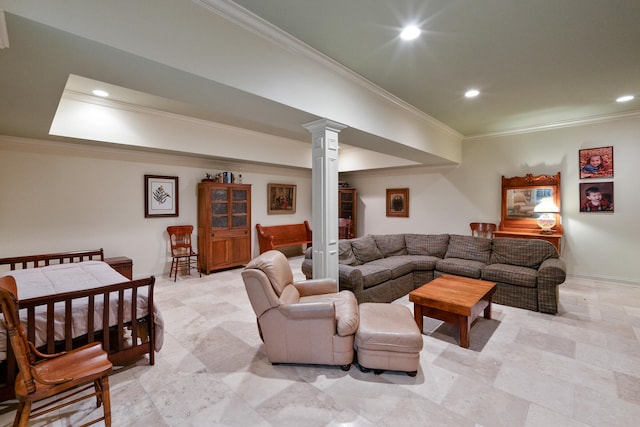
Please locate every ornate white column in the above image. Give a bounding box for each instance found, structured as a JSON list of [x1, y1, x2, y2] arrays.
[[303, 119, 347, 283]]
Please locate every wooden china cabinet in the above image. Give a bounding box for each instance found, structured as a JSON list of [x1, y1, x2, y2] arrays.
[[338, 188, 357, 238], [197, 182, 252, 273]]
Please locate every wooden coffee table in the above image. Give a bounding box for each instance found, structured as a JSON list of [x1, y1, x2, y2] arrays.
[[409, 275, 497, 348]]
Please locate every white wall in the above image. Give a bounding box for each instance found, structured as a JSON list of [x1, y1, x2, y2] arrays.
[[344, 114, 640, 285], [3, 113, 639, 284], [0, 136, 312, 278]]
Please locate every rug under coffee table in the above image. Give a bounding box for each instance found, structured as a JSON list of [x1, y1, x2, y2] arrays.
[[409, 274, 497, 348]]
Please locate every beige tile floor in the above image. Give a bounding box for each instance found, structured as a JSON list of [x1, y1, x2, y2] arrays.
[[1, 256, 639, 426]]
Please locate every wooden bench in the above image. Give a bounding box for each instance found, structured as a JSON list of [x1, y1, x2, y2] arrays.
[[256, 221, 312, 254]]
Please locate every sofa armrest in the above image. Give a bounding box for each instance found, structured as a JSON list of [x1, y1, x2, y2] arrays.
[[293, 279, 338, 296], [279, 302, 335, 319], [538, 258, 566, 285], [301, 252, 365, 302], [537, 257, 567, 314], [301, 258, 313, 279], [338, 265, 365, 301]]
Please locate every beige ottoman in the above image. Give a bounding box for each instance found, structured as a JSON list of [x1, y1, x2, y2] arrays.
[[355, 303, 423, 377]]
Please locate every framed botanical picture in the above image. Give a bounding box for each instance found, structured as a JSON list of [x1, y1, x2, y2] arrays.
[[579, 181, 614, 212], [386, 188, 409, 217], [579, 146, 613, 179], [268, 183, 296, 214], [145, 175, 179, 217]]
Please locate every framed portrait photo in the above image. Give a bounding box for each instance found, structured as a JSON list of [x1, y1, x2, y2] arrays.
[[145, 175, 179, 217], [579, 146, 613, 179], [386, 188, 409, 217], [267, 183, 296, 214], [579, 181, 614, 213]]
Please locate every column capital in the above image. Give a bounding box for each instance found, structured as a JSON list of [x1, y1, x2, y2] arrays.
[[302, 118, 347, 134]]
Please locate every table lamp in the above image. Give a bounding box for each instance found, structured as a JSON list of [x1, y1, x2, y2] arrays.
[[533, 197, 559, 234]]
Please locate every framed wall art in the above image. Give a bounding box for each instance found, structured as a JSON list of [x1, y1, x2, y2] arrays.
[[579, 146, 613, 179], [145, 175, 179, 217], [579, 181, 614, 212], [268, 183, 296, 214], [386, 188, 409, 217]]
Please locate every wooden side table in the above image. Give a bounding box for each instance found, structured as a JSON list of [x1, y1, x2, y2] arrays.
[[105, 256, 133, 280]]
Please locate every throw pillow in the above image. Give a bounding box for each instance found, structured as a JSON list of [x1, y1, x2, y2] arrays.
[[405, 234, 450, 257], [350, 235, 384, 264], [445, 234, 492, 263], [490, 237, 557, 268], [338, 241, 359, 265], [372, 234, 408, 257]]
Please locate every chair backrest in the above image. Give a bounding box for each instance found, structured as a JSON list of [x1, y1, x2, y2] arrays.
[[0, 276, 38, 394], [241, 250, 298, 317], [245, 250, 293, 297], [167, 225, 194, 256], [470, 222, 497, 238], [338, 218, 352, 239]]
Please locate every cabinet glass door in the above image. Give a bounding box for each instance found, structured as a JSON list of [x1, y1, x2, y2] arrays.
[[231, 189, 248, 228], [211, 188, 228, 228], [340, 191, 353, 218]]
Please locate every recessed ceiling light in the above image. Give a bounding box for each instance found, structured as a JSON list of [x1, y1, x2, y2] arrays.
[[92, 89, 109, 97], [465, 89, 480, 98], [400, 26, 421, 41], [616, 95, 634, 103]]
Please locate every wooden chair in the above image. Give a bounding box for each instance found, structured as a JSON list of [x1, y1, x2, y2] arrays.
[[338, 218, 353, 239], [0, 275, 113, 427], [167, 225, 201, 281], [470, 222, 497, 238]]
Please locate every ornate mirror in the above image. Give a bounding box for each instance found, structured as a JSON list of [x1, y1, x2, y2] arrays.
[[500, 173, 562, 233]]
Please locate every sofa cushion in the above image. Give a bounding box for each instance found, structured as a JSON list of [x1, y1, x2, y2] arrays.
[[367, 256, 414, 279], [402, 255, 440, 271], [490, 237, 557, 268], [372, 234, 408, 257], [351, 236, 384, 264], [352, 264, 392, 289], [436, 258, 485, 279], [482, 264, 538, 288], [445, 234, 492, 263], [338, 240, 359, 266], [405, 234, 450, 258]]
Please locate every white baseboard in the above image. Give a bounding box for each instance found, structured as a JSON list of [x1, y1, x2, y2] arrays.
[[568, 273, 640, 287]]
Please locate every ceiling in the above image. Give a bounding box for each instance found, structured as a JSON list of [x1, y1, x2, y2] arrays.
[[1, 0, 639, 170], [232, 0, 640, 135]]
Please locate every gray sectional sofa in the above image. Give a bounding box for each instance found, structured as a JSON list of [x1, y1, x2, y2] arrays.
[[301, 234, 566, 314]]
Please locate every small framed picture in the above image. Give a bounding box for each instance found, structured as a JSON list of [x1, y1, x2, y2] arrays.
[[145, 175, 179, 217], [268, 183, 296, 214], [579, 182, 614, 212], [579, 146, 613, 179], [386, 188, 409, 217]]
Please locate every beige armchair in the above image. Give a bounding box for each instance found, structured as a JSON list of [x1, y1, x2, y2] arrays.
[[241, 250, 359, 370]]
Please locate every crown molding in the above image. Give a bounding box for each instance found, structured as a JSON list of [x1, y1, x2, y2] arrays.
[[463, 109, 640, 141], [193, 0, 461, 139], [0, 10, 10, 49]]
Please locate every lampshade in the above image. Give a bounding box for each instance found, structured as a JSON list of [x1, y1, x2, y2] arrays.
[[534, 197, 559, 234]]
